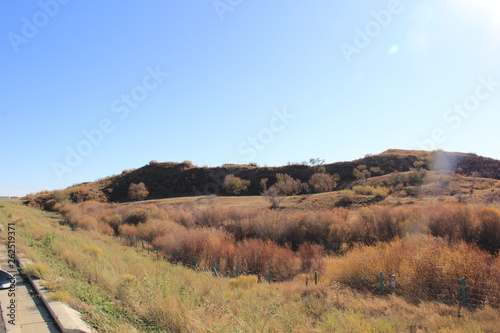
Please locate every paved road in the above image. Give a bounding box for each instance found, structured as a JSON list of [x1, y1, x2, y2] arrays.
[[0, 242, 60, 332]]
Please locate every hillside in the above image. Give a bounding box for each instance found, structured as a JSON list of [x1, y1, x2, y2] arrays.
[[27, 149, 500, 205]]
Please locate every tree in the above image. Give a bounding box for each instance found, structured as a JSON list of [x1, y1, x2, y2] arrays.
[[353, 165, 371, 181], [128, 182, 149, 201], [369, 166, 384, 176], [309, 157, 326, 173], [262, 174, 309, 208], [262, 186, 286, 209], [308, 173, 337, 193], [223, 174, 250, 195], [275, 173, 309, 196]]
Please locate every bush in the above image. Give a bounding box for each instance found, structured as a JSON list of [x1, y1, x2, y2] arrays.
[[69, 188, 107, 203], [236, 238, 298, 281], [223, 174, 250, 195], [124, 210, 149, 225], [353, 186, 390, 199], [336, 190, 355, 207], [353, 165, 370, 181], [228, 275, 258, 289], [427, 204, 478, 244], [182, 160, 195, 168], [128, 182, 149, 201], [298, 243, 324, 272], [477, 207, 500, 254]]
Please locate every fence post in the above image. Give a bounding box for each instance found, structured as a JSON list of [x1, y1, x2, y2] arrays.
[[156, 248, 159, 260], [461, 277, 467, 308], [379, 272, 384, 296], [268, 269, 273, 284], [235, 264, 239, 277], [212, 260, 218, 277], [390, 274, 396, 291], [306, 276, 309, 287], [147, 242, 150, 254], [193, 257, 198, 270], [314, 271, 318, 285]]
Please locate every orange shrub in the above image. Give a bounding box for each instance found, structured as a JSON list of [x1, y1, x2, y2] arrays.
[[427, 204, 478, 243], [327, 235, 498, 306], [298, 243, 324, 272], [135, 219, 183, 242], [235, 239, 298, 281]]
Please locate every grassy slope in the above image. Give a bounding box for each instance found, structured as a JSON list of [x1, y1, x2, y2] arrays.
[[1, 200, 499, 332]]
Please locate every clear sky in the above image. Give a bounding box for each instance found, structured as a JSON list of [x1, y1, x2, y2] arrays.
[[1, 0, 499, 196]]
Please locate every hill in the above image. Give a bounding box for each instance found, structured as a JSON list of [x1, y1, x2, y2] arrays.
[[26, 149, 500, 205]]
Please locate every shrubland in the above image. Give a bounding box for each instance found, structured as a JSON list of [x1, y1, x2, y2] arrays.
[[1, 200, 499, 332]]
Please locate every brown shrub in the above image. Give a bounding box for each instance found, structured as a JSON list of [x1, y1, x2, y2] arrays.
[[235, 238, 298, 281], [128, 182, 149, 201], [153, 227, 204, 264], [476, 207, 500, 254], [298, 243, 324, 272], [136, 219, 183, 242], [327, 235, 498, 306], [427, 204, 478, 243]]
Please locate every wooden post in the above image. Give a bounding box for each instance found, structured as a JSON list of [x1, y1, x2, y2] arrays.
[[235, 264, 239, 277], [212, 260, 218, 277], [314, 271, 318, 285], [268, 269, 272, 284]]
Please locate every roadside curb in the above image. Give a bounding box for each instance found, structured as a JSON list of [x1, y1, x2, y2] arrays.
[[16, 255, 93, 333]]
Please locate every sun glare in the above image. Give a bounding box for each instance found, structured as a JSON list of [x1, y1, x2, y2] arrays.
[[454, 0, 500, 20]]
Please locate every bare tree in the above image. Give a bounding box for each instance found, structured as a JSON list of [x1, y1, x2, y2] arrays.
[[309, 173, 338, 193]]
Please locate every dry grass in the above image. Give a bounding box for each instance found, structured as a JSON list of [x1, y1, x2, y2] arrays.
[[1, 200, 499, 332]]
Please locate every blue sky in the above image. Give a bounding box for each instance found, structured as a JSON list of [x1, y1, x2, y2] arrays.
[[1, 0, 499, 196]]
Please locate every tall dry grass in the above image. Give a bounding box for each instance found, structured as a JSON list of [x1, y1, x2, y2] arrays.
[[326, 234, 500, 307], [52, 201, 500, 283]]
